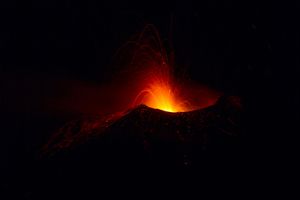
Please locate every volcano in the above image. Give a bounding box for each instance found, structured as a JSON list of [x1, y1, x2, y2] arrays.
[[37, 95, 242, 198], [37, 26, 243, 197], [43, 95, 242, 165]]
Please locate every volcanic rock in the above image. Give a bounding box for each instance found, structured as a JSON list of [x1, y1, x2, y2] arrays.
[[43, 95, 242, 167], [34, 95, 243, 198]]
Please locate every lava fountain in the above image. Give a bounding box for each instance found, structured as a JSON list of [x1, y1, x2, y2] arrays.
[[123, 24, 215, 113], [132, 62, 187, 112], [128, 25, 185, 112]]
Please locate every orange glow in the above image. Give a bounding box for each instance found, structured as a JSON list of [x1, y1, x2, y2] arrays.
[[144, 82, 183, 112], [132, 59, 190, 112], [134, 75, 187, 112], [114, 25, 220, 113], [128, 25, 193, 112]]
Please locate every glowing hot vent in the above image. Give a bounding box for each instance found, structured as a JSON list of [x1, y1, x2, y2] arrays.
[[129, 25, 194, 112], [133, 64, 188, 112], [144, 81, 182, 112]]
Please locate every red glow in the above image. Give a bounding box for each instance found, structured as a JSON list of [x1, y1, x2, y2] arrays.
[[127, 25, 219, 112], [132, 64, 189, 112]]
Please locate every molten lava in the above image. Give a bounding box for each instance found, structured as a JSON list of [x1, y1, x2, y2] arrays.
[[133, 64, 188, 112], [144, 80, 183, 112], [129, 25, 196, 113]]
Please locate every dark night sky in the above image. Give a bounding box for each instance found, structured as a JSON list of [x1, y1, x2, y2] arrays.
[[1, 0, 299, 197], [0, 1, 298, 90]]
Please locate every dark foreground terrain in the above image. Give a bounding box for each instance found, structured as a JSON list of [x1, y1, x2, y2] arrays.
[[6, 95, 246, 198]]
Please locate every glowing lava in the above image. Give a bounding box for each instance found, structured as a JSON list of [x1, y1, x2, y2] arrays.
[[133, 63, 188, 112], [108, 25, 220, 114], [128, 25, 193, 113], [144, 81, 183, 112]]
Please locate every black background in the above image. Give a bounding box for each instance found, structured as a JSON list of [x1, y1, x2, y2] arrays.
[[1, 0, 299, 198]]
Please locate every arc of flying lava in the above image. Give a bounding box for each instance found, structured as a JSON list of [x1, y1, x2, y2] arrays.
[[129, 25, 194, 113], [133, 71, 187, 113]]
